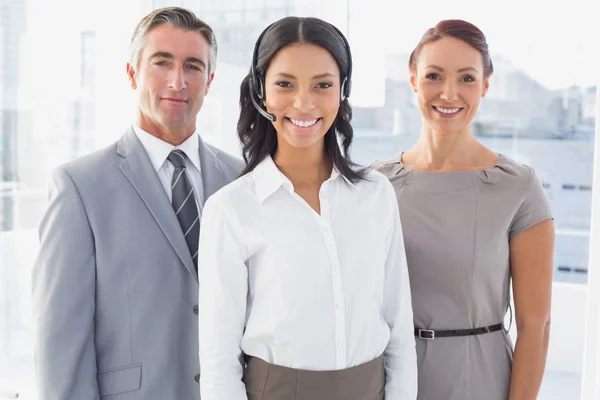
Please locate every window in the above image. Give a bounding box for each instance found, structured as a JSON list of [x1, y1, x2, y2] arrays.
[[1, 0, 598, 398]]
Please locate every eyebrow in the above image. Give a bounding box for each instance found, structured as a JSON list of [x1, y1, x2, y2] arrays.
[[148, 51, 207, 69], [273, 72, 336, 80], [425, 65, 478, 73]]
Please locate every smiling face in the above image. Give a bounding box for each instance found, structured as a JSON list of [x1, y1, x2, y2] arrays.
[[410, 36, 490, 136], [127, 24, 214, 145], [263, 42, 341, 153]]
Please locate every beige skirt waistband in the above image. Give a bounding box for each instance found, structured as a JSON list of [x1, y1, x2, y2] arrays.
[[242, 355, 385, 400]]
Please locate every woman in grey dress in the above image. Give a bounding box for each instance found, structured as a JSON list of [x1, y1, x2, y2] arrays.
[[374, 20, 554, 400]]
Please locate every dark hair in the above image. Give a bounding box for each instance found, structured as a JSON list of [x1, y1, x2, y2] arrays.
[[409, 19, 494, 77], [237, 16, 368, 182]]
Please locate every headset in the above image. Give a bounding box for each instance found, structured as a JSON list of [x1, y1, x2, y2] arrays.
[[248, 21, 353, 122]]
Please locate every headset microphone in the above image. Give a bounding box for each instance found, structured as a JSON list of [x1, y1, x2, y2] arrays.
[[249, 77, 277, 122], [249, 20, 352, 122]]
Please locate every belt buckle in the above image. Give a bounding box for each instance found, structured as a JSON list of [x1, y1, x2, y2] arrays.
[[418, 329, 435, 340]]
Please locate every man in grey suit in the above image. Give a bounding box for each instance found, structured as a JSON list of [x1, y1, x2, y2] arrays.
[[31, 7, 243, 399]]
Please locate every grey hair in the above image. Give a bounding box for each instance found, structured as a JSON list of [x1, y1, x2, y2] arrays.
[[129, 7, 217, 76]]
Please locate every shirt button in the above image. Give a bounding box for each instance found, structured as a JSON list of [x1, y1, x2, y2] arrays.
[[331, 262, 337, 269], [336, 341, 342, 348], [193, 305, 199, 315], [335, 303, 341, 309], [195, 374, 200, 383]]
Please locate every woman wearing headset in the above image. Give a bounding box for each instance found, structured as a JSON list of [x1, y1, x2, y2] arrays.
[[196, 16, 417, 400]]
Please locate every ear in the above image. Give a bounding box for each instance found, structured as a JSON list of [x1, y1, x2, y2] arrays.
[[204, 72, 215, 95], [410, 70, 418, 93], [482, 77, 490, 97], [126, 63, 137, 90]]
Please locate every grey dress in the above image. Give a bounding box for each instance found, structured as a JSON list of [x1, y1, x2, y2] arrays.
[[373, 154, 553, 400]]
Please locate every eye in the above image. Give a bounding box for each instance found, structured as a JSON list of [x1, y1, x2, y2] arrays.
[[275, 81, 293, 88], [155, 60, 169, 66], [315, 82, 333, 89], [461, 75, 475, 82], [426, 73, 441, 80], [186, 64, 202, 71]]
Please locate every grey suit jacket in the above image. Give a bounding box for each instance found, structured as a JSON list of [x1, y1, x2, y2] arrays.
[[32, 127, 244, 399]]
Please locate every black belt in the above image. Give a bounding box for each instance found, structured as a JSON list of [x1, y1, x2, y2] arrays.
[[414, 323, 503, 340]]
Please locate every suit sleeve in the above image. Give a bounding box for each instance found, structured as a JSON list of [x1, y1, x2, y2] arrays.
[[31, 166, 100, 399]]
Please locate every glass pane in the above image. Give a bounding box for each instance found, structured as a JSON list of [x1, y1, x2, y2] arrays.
[[342, 1, 597, 399], [1, 0, 597, 398], [0, 0, 144, 397]]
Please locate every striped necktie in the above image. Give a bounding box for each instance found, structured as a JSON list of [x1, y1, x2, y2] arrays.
[[167, 149, 199, 272]]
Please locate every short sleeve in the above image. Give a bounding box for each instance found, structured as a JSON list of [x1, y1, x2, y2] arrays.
[[509, 167, 553, 240]]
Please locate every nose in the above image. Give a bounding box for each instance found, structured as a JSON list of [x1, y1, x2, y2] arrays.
[[293, 87, 316, 112], [440, 82, 458, 102], [168, 67, 186, 91]]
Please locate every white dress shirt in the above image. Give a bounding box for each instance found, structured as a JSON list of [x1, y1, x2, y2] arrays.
[[133, 124, 204, 213], [197, 156, 417, 400]]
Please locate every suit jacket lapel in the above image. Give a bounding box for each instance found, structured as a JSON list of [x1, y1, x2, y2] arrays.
[[117, 128, 198, 283], [198, 136, 226, 201]]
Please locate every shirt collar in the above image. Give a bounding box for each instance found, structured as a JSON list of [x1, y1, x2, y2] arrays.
[[132, 123, 201, 174], [253, 156, 292, 203], [330, 164, 359, 191], [253, 156, 357, 204]]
